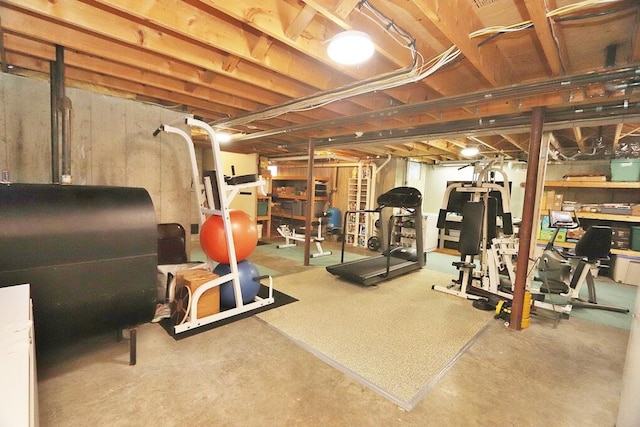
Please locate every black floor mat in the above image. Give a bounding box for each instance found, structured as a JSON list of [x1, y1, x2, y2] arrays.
[[159, 284, 297, 340]]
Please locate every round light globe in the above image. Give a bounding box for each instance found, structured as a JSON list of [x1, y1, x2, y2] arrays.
[[327, 31, 375, 65], [461, 147, 480, 157]]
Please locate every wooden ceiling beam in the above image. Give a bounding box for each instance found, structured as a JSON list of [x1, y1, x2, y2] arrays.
[[572, 126, 588, 154], [621, 124, 640, 138], [467, 136, 510, 158], [612, 122, 623, 154], [523, 0, 564, 75], [91, 0, 347, 91], [412, 0, 514, 87], [4, 0, 388, 123], [632, 7, 640, 61], [0, 6, 307, 101], [2, 34, 347, 128], [500, 134, 528, 153], [202, 0, 436, 106], [6, 52, 246, 120], [285, 4, 318, 41]]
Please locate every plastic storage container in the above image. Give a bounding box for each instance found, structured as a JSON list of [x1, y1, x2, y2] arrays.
[[632, 226, 640, 252], [611, 158, 640, 182]]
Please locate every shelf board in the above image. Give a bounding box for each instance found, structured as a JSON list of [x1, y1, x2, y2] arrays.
[[536, 240, 640, 257], [574, 212, 640, 223], [276, 195, 328, 201], [541, 211, 640, 223], [272, 213, 306, 221], [272, 176, 329, 181], [544, 181, 640, 189]]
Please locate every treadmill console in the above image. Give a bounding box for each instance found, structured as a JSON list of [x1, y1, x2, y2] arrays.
[[376, 187, 422, 208]]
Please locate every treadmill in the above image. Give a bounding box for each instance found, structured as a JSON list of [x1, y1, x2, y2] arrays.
[[326, 187, 424, 286]]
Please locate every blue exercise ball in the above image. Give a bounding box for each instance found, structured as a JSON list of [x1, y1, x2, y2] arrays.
[[213, 260, 261, 308]]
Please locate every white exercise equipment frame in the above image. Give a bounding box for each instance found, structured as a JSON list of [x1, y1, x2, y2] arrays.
[[158, 116, 274, 335], [276, 216, 332, 258], [432, 158, 575, 316]]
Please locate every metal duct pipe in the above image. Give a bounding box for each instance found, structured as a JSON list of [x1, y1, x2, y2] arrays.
[[310, 100, 640, 151], [50, 46, 63, 183], [60, 95, 72, 184], [50, 45, 72, 184], [228, 66, 640, 144]]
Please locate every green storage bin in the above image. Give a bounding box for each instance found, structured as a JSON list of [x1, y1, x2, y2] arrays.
[[257, 200, 268, 216], [632, 226, 640, 252], [611, 158, 640, 182]]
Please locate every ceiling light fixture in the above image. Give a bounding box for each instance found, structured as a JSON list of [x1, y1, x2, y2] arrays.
[[461, 146, 480, 157], [327, 30, 375, 65], [215, 131, 232, 143]]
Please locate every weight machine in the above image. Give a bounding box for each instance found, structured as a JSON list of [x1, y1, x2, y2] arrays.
[[432, 158, 628, 317], [276, 213, 332, 258], [432, 159, 515, 299]]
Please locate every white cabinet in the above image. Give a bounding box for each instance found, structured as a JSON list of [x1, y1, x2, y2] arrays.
[[424, 213, 440, 253], [0, 284, 38, 427]]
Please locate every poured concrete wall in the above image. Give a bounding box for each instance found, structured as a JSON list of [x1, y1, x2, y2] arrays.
[[0, 73, 194, 247]]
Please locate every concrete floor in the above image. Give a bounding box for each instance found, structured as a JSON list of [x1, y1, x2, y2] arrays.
[[36, 239, 631, 426]]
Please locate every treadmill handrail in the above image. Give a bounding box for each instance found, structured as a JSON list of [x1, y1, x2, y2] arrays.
[[340, 208, 382, 263]]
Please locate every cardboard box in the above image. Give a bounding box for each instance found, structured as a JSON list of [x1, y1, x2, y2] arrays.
[[538, 215, 566, 242], [538, 229, 566, 242], [176, 269, 220, 319], [632, 205, 640, 217], [543, 191, 555, 211]]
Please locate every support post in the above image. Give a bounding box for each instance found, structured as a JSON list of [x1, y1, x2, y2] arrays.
[[510, 106, 545, 331], [304, 139, 315, 265], [129, 327, 137, 366]]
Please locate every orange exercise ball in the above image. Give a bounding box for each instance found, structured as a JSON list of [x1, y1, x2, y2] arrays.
[[200, 209, 258, 264]]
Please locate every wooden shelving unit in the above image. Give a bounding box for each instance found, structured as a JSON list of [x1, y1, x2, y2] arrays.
[[256, 195, 271, 238], [271, 176, 330, 223], [537, 180, 640, 257]]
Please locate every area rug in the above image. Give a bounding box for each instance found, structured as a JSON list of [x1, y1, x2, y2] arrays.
[[159, 284, 297, 340], [255, 267, 492, 410]]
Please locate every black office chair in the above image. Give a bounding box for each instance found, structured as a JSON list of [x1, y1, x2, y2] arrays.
[[157, 223, 188, 265], [155, 223, 195, 323]]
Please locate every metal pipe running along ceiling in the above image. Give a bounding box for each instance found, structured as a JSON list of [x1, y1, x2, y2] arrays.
[[229, 66, 640, 144], [306, 100, 640, 153]]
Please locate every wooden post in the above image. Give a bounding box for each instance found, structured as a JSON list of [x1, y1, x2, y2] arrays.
[[510, 106, 545, 331], [304, 139, 314, 265]]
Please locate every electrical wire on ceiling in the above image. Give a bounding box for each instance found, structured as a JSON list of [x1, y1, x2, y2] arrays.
[[209, 0, 421, 130], [470, 0, 630, 42], [210, 0, 631, 136]]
